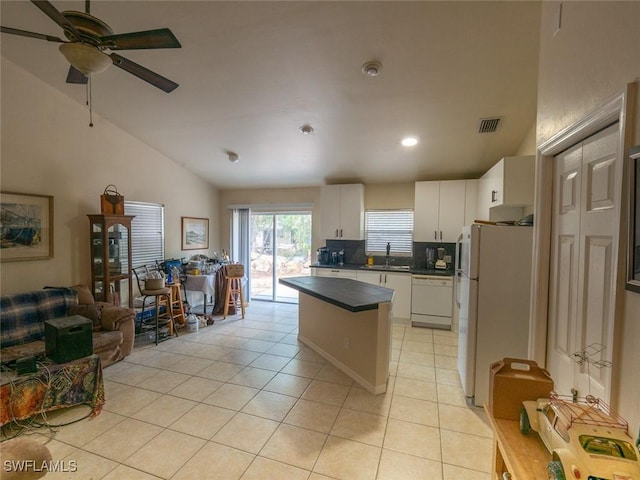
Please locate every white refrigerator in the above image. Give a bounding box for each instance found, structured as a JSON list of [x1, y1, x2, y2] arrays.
[[456, 224, 533, 407]]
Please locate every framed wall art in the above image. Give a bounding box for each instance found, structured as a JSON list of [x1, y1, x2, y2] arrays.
[[0, 191, 53, 262], [181, 216, 209, 250], [626, 145, 640, 293]]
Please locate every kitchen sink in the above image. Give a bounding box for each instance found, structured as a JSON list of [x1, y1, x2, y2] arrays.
[[361, 265, 412, 271]]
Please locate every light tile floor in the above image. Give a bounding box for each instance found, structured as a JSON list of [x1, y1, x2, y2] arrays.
[[3, 301, 493, 479]]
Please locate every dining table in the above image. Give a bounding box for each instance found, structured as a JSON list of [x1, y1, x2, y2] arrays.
[[184, 273, 216, 314]]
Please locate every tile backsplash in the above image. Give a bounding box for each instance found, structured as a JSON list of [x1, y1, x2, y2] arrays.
[[318, 239, 456, 269], [324, 239, 366, 265], [412, 242, 456, 270]]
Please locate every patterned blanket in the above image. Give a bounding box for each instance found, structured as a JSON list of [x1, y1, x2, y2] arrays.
[[0, 288, 78, 349], [0, 354, 104, 426]]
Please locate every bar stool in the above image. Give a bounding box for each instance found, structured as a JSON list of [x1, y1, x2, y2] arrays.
[[166, 282, 186, 327], [223, 264, 246, 319], [133, 265, 177, 344], [144, 285, 176, 344]]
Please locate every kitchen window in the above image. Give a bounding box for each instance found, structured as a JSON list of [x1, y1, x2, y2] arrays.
[[365, 209, 414, 255]]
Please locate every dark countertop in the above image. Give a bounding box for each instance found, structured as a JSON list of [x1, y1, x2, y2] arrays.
[[311, 263, 455, 277], [279, 276, 394, 312]]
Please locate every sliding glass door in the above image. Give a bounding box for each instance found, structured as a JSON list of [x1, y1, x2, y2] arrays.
[[250, 212, 311, 303]]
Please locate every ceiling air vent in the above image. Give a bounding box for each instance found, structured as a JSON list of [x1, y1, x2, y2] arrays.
[[478, 117, 502, 134]]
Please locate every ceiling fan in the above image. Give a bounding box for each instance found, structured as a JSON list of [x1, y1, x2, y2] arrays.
[[1, 0, 181, 93]]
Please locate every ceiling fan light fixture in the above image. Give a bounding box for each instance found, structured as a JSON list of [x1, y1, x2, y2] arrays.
[[59, 43, 111, 75]]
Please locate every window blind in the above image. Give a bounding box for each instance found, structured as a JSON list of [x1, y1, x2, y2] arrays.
[[365, 209, 414, 255], [124, 201, 164, 267]]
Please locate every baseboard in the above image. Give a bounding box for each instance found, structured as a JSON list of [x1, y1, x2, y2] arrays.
[[392, 317, 411, 326], [298, 334, 388, 395]]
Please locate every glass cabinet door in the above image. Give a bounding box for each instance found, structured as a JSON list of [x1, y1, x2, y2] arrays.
[[88, 214, 134, 307]]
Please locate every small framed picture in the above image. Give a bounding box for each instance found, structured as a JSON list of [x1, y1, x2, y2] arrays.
[[181, 216, 209, 250], [1, 191, 54, 262]]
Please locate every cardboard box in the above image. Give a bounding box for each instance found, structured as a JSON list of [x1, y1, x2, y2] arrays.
[[489, 358, 554, 420]]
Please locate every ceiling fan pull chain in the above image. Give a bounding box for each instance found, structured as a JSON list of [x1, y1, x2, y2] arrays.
[[88, 76, 94, 128]]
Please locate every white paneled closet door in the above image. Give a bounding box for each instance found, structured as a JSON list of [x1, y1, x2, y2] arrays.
[[547, 122, 621, 402]]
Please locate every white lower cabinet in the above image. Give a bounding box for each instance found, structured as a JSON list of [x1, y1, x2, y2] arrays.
[[356, 271, 411, 321], [310, 267, 357, 279]]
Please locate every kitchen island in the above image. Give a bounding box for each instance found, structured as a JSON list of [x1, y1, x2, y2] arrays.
[[280, 276, 393, 394]]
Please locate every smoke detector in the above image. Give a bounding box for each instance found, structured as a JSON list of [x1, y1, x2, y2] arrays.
[[299, 124, 314, 135], [362, 61, 382, 77]]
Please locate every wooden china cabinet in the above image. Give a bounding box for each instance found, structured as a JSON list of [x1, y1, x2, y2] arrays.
[[87, 214, 135, 307]]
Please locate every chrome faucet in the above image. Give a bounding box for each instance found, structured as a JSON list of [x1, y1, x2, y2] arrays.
[[385, 242, 394, 267]]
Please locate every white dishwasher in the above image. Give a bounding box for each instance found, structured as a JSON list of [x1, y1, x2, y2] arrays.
[[411, 275, 453, 329]]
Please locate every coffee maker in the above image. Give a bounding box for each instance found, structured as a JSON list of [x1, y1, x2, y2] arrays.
[[316, 247, 329, 265]]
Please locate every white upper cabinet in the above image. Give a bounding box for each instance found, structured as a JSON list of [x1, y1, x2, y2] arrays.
[[477, 156, 535, 222], [437, 181, 466, 241], [414, 181, 440, 241], [414, 180, 466, 242], [320, 184, 364, 240]]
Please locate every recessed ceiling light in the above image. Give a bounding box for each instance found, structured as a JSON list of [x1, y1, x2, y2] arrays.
[[299, 124, 314, 135], [401, 136, 418, 147], [362, 61, 382, 77], [227, 151, 239, 163]]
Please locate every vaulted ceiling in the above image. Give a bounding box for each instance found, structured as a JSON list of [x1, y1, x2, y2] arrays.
[[1, 1, 541, 188]]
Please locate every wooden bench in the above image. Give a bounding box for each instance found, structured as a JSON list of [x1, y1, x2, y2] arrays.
[[485, 405, 551, 479]]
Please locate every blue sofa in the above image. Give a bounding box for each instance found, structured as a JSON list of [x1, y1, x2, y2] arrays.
[[1, 286, 135, 367]]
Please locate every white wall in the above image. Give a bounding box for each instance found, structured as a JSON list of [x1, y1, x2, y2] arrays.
[[218, 187, 322, 253], [0, 58, 220, 294], [515, 122, 536, 156], [536, 1, 640, 435], [365, 183, 414, 210]]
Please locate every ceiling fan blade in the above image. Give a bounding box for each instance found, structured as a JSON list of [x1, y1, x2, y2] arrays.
[[109, 53, 178, 93], [0, 26, 64, 42], [100, 28, 181, 50], [66, 66, 88, 84], [31, 0, 82, 40]]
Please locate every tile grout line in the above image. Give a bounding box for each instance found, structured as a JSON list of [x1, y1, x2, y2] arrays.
[[5, 303, 493, 479]]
